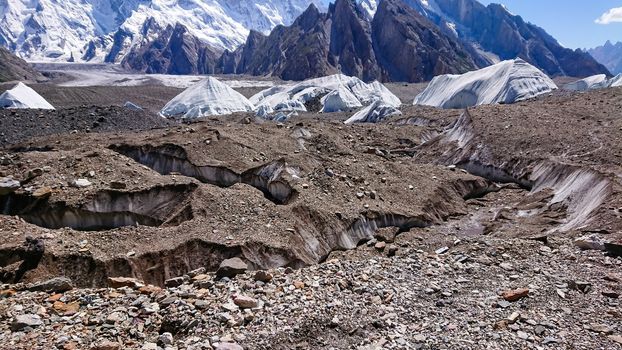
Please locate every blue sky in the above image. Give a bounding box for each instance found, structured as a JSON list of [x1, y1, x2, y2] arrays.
[[479, 1, 622, 49]]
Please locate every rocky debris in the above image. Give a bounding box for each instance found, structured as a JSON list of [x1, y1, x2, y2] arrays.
[[216, 258, 248, 278], [0, 236, 620, 349]]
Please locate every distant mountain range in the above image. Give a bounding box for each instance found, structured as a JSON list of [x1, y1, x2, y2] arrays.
[[588, 41, 622, 75], [0, 0, 610, 82]]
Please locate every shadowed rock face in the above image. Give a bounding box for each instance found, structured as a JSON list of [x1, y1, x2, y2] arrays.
[[224, 0, 477, 82], [122, 23, 220, 75], [371, 0, 477, 82], [424, 0, 609, 77]]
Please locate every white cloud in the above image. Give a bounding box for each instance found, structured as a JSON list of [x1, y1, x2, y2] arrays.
[[596, 7, 622, 24]]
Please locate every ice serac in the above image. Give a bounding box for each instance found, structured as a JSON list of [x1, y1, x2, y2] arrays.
[[564, 74, 622, 92], [161, 77, 255, 119], [0, 83, 54, 110], [250, 74, 401, 115], [413, 59, 557, 109], [344, 100, 402, 124], [563, 75, 609, 92]]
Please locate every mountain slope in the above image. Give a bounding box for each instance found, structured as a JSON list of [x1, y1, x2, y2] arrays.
[[0, 0, 326, 63], [361, 0, 609, 78], [0, 47, 45, 83], [589, 41, 622, 75], [224, 0, 477, 82]]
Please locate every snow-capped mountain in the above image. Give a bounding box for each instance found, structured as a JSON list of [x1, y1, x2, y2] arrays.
[[0, 0, 326, 63]]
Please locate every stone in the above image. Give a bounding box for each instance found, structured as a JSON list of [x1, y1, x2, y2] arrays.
[[502, 288, 529, 302], [535, 326, 546, 336], [187, 267, 206, 278], [53, 301, 80, 315], [91, 341, 121, 350], [574, 234, 606, 251], [0, 177, 20, 195], [138, 285, 162, 295], [11, 314, 43, 331], [435, 247, 449, 255], [108, 277, 144, 289], [159, 332, 174, 346], [608, 335, 622, 345], [165, 277, 185, 288], [293, 281, 305, 289], [386, 245, 398, 257], [216, 258, 248, 278], [602, 290, 620, 299], [507, 312, 521, 324], [33, 186, 53, 198], [499, 262, 514, 271], [233, 295, 258, 309], [254, 270, 273, 283], [375, 241, 386, 250], [588, 324, 613, 334], [70, 178, 92, 188], [106, 311, 127, 324], [517, 331, 529, 340], [28, 277, 74, 293], [214, 343, 244, 350]]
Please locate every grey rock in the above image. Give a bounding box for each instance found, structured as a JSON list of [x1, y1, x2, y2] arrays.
[[28, 277, 73, 293], [11, 314, 43, 331], [216, 258, 248, 278]]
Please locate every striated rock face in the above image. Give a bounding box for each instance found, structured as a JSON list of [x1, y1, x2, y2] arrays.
[[424, 0, 609, 77], [226, 0, 477, 82], [371, 0, 477, 82], [121, 23, 220, 75]]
